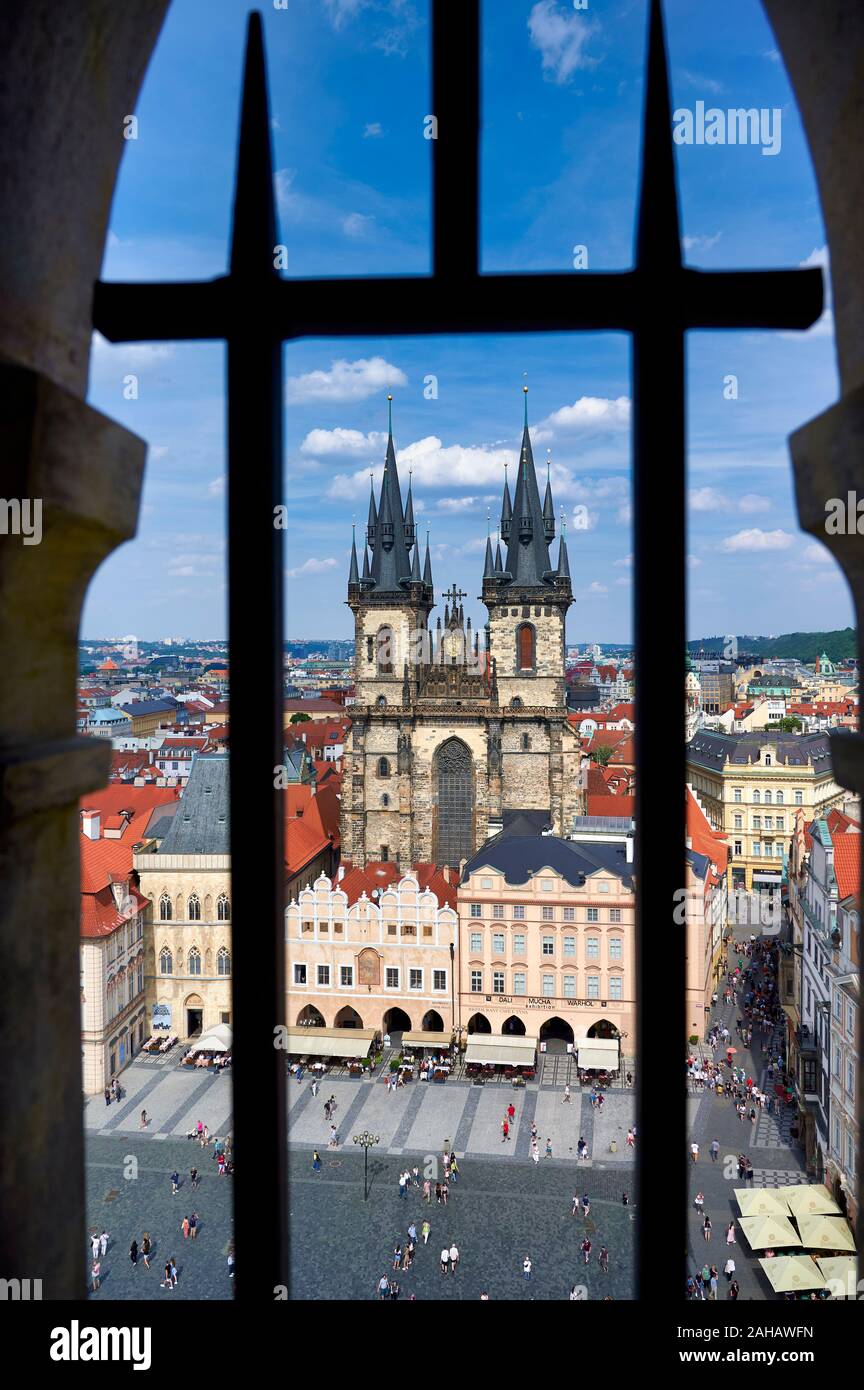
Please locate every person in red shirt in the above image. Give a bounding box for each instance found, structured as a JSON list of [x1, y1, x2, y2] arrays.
[[501, 1118, 510, 1142], [507, 1103, 515, 1125]]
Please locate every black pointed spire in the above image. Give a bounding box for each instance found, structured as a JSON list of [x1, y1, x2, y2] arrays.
[[423, 529, 433, 588], [502, 387, 554, 588], [500, 462, 512, 541], [361, 543, 371, 581], [348, 524, 359, 586], [494, 538, 503, 574], [366, 473, 377, 550], [557, 511, 571, 581], [483, 532, 495, 579], [543, 452, 555, 541], [404, 467, 416, 549], [411, 536, 421, 581]]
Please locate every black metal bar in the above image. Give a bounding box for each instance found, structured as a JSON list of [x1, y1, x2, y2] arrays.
[[633, 0, 687, 1305], [94, 266, 822, 343], [432, 0, 479, 281], [226, 13, 287, 1301]]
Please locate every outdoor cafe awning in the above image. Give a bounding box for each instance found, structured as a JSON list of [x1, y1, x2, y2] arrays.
[[778, 1183, 841, 1218], [464, 1034, 537, 1067], [576, 1038, 620, 1070], [402, 1031, 452, 1047], [758, 1255, 826, 1294], [286, 1027, 375, 1059]]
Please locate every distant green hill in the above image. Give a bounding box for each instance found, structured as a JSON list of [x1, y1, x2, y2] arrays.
[[688, 629, 857, 665]]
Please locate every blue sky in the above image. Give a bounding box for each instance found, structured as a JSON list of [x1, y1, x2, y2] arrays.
[[83, 0, 852, 644]]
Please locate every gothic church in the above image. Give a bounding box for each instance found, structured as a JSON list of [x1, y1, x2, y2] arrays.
[[341, 389, 584, 870]]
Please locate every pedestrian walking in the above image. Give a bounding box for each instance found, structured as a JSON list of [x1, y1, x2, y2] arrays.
[[435, 1182, 442, 1204], [104, 1087, 111, 1107], [227, 1251, 235, 1280], [577, 1137, 588, 1160], [181, 1216, 190, 1240], [507, 1103, 515, 1126], [501, 1118, 509, 1142], [703, 1215, 712, 1244], [189, 1213, 198, 1240], [729, 1279, 740, 1301], [450, 1157, 459, 1183], [581, 1237, 592, 1265], [423, 1179, 431, 1203], [530, 1121, 538, 1142], [130, 1238, 138, 1267], [599, 1246, 609, 1273], [311, 1079, 319, 1098], [329, 1123, 338, 1149], [545, 1138, 552, 1158], [170, 1170, 180, 1195], [442, 1182, 449, 1207], [398, 1172, 408, 1199], [91, 1260, 101, 1292], [563, 1084, 571, 1103], [523, 1255, 532, 1281], [449, 1242, 459, 1275], [412, 1165, 421, 1188], [531, 1147, 540, 1165], [190, 1166, 199, 1188], [626, 1129, 635, 1149], [140, 1109, 148, 1129], [726, 1222, 736, 1245], [582, 1193, 590, 1219], [572, 1193, 580, 1217], [392, 1243, 403, 1270], [694, 1191, 704, 1215], [170, 1258, 178, 1288], [710, 1139, 720, 1162], [377, 1274, 390, 1300], [141, 1234, 151, 1268], [99, 1230, 109, 1258], [421, 1220, 431, 1245], [724, 1257, 736, 1283], [440, 1246, 450, 1275], [690, 1142, 699, 1163]]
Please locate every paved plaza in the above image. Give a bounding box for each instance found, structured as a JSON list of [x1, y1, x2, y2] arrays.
[[686, 982, 808, 1301]]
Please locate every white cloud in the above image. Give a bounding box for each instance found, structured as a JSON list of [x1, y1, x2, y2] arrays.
[[690, 486, 727, 513], [534, 395, 630, 441], [287, 357, 407, 404], [738, 493, 772, 514], [527, 0, 599, 85], [208, 475, 226, 498], [678, 69, 724, 94], [286, 557, 339, 580], [90, 331, 174, 369], [687, 554, 703, 569], [342, 211, 375, 237], [363, 122, 384, 139], [720, 528, 794, 553], [322, 0, 370, 29], [300, 427, 387, 457], [802, 541, 835, 565], [584, 581, 608, 596], [764, 49, 781, 63], [614, 554, 633, 569], [437, 496, 488, 513], [328, 435, 515, 498], [682, 231, 722, 253]]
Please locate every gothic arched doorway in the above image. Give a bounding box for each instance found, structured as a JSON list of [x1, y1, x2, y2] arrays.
[[296, 1004, 325, 1028], [588, 1018, 620, 1040], [433, 737, 474, 869], [502, 1015, 526, 1035], [334, 1005, 363, 1029], [383, 1006, 412, 1034], [539, 1016, 574, 1053], [467, 1012, 491, 1034], [421, 1010, 444, 1032]]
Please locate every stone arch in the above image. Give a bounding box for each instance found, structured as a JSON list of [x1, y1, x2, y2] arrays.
[[432, 736, 474, 869], [334, 1005, 363, 1029], [297, 1004, 325, 1028], [421, 1009, 444, 1032], [466, 1012, 491, 1034], [383, 1005, 412, 1033], [539, 1016, 574, 1051], [502, 1014, 526, 1035], [516, 621, 535, 672], [587, 1018, 620, 1040]]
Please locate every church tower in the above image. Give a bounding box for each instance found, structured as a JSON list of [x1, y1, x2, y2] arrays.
[[341, 390, 585, 873]]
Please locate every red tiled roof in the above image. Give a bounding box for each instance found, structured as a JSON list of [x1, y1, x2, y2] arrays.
[[336, 861, 457, 910], [587, 794, 636, 819], [686, 785, 729, 879], [80, 786, 180, 934], [284, 782, 342, 877]]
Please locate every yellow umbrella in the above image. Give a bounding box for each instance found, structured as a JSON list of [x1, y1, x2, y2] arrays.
[[815, 1256, 858, 1298], [738, 1214, 801, 1250], [735, 1188, 792, 1218], [779, 1184, 841, 1218], [796, 1215, 856, 1252], [759, 1255, 826, 1294]]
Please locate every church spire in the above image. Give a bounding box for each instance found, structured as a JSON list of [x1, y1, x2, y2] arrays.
[[543, 450, 555, 541], [366, 472, 377, 549], [367, 394, 413, 594], [348, 522, 359, 585], [410, 532, 421, 581], [501, 386, 554, 588], [500, 461, 512, 541], [404, 467, 416, 549], [557, 509, 571, 581], [423, 527, 433, 588]]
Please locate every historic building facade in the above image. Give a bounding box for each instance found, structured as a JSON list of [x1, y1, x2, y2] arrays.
[[134, 754, 233, 1040], [285, 868, 458, 1035], [341, 392, 584, 871]]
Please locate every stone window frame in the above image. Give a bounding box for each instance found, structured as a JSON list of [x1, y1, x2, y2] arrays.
[[516, 622, 536, 673], [159, 946, 173, 976]]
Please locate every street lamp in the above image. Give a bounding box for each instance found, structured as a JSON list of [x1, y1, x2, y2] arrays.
[[618, 1032, 629, 1089], [353, 1129, 380, 1201]]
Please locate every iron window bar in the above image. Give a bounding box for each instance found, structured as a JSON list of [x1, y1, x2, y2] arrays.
[[92, 0, 823, 1301]]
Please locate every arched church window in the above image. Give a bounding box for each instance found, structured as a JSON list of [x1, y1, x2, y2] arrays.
[[510, 697, 523, 710], [517, 623, 535, 672], [187, 893, 201, 921], [376, 625, 394, 674], [378, 757, 390, 778], [159, 947, 173, 975], [217, 893, 231, 921], [159, 893, 172, 921], [217, 947, 231, 976], [187, 947, 201, 976], [433, 738, 474, 869], [376, 695, 387, 709]]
